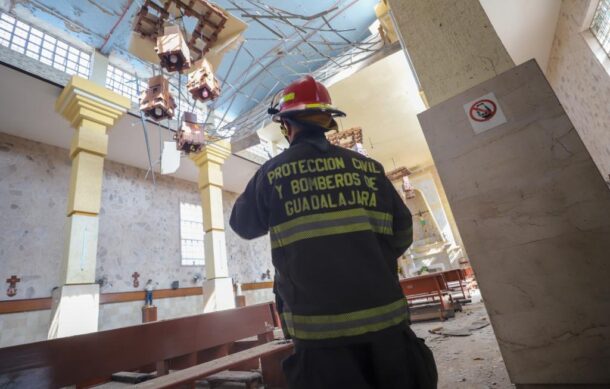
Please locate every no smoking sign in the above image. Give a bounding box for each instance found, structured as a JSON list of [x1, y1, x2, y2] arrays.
[[463, 92, 507, 134]]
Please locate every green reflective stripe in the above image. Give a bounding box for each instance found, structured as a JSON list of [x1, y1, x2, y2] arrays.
[[270, 208, 393, 249], [271, 222, 370, 249], [286, 314, 407, 340], [288, 298, 406, 324], [272, 208, 391, 234], [281, 299, 409, 340]]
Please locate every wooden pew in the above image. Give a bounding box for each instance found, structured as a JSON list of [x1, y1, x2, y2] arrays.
[[442, 268, 471, 302], [399, 273, 455, 321], [0, 302, 293, 388]]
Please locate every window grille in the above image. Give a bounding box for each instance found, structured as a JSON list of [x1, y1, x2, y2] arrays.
[[105, 64, 147, 103], [106, 64, 202, 121], [0, 13, 91, 78], [180, 202, 205, 266], [591, 0, 610, 57]]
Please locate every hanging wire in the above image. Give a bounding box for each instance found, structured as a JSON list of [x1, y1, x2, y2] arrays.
[[134, 74, 156, 185]]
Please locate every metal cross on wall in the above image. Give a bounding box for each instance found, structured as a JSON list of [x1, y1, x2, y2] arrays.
[[132, 272, 141, 288], [6, 275, 20, 297]]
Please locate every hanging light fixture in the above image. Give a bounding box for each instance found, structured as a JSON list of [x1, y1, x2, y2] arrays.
[[155, 25, 191, 73], [174, 112, 206, 154], [139, 75, 177, 121], [187, 58, 221, 102]]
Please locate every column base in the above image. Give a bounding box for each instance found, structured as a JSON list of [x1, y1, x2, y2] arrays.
[[202, 278, 235, 313], [48, 284, 99, 339]]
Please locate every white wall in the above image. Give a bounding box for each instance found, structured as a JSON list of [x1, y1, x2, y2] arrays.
[[547, 0, 610, 184], [480, 0, 562, 72]]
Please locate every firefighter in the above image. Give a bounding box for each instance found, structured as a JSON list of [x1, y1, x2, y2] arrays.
[[230, 75, 437, 389]]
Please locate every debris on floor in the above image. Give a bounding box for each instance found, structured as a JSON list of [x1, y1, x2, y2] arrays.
[[411, 296, 513, 389], [428, 318, 490, 337]]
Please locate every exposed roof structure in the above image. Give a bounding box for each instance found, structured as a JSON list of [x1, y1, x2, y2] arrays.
[[2, 0, 390, 144]]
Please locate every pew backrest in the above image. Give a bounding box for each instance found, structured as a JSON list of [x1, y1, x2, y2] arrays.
[[0, 302, 278, 388]]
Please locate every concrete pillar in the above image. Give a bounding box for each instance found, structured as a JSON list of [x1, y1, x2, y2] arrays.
[[49, 76, 130, 339], [387, 0, 514, 106], [386, 0, 516, 263], [190, 141, 235, 312]]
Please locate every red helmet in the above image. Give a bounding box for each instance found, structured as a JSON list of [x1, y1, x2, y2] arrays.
[[268, 75, 346, 124]]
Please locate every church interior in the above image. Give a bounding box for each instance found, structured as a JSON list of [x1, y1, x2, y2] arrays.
[[1, 0, 610, 387]]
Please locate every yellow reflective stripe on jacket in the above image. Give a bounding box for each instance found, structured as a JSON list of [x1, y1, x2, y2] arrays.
[[270, 208, 393, 249], [281, 298, 409, 340]]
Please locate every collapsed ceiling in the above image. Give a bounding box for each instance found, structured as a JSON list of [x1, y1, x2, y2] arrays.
[[1, 0, 393, 145]]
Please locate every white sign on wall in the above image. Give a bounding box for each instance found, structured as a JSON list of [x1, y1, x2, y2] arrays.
[[463, 92, 507, 134]]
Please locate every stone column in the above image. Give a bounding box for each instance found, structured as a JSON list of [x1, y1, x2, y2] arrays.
[[190, 140, 235, 312], [386, 0, 516, 261], [48, 76, 130, 338], [387, 0, 515, 106]]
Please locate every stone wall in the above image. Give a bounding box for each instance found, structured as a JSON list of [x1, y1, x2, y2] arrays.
[[0, 310, 51, 348], [0, 132, 273, 346], [1, 131, 272, 300], [547, 0, 610, 184], [98, 295, 204, 332]]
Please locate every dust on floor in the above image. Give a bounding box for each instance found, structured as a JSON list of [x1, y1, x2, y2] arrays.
[[411, 299, 513, 389]]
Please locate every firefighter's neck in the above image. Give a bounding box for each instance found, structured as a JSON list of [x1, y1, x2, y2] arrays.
[[286, 123, 325, 145]]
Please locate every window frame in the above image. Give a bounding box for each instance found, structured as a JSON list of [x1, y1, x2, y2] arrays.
[[590, 0, 610, 58], [0, 12, 91, 78], [179, 201, 206, 267]]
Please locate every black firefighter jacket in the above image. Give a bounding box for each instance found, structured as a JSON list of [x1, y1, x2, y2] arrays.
[[230, 130, 413, 346]]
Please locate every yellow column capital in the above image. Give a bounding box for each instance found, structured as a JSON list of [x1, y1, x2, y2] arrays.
[[190, 140, 232, 167], [55, 76, 131, 130]]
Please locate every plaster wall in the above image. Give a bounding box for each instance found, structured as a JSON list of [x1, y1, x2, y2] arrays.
[[242, 288, 275, 307], [98, 295, 204, 332], [0, 310, 51, 348], [0, 131, 272, 300], [547, 0, 610, 184]]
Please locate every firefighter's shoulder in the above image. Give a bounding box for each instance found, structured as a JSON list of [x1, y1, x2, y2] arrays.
[[330, 144, 386, 174]]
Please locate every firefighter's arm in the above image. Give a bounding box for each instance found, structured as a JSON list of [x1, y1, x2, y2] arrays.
[[385, 177, 413, 257], [229, 168, 269, 239]]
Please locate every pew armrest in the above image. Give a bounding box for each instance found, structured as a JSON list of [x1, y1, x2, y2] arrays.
[[134, 340, 294, 389]]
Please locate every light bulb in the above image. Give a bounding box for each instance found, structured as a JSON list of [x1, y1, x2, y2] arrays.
[[169, 54, 178, 64], [154, 107, 163, 117]]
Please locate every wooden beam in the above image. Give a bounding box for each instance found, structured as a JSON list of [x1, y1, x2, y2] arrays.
[[240, 281, 273, 291], [0, 287, 203, 314], [0, 298, 52, 314]]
